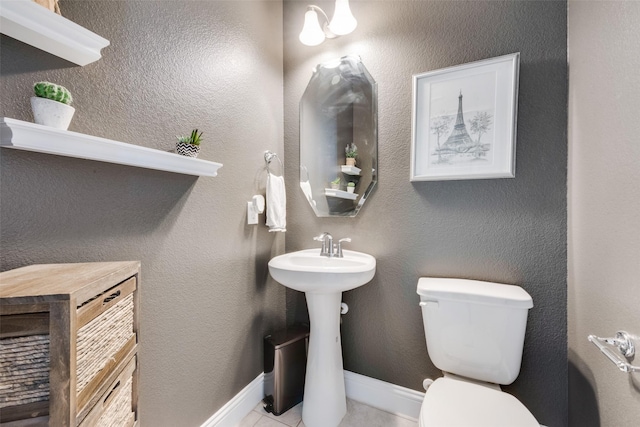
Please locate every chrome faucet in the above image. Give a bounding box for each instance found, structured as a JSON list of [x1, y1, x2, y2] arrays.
[[313, 233, 351, 258], [314, 232, 334, 257]]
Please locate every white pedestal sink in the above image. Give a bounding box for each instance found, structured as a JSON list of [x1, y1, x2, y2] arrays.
[[268, 249, 376, 427]]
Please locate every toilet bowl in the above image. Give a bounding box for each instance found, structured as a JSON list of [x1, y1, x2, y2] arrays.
[[419, 374, 539, 427], [417, 277, 539, 427]]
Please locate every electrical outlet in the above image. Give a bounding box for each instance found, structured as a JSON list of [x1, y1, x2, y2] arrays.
[[247, 202, 258, 225]]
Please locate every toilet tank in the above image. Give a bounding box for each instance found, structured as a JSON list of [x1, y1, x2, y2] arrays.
[[417, 278, 533, 385]]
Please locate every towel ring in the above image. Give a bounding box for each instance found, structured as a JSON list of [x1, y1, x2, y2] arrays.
[[264, 151, 283, 176]]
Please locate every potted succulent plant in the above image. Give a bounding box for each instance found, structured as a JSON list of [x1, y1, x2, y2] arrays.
[[176, 129, 203, 158], [346, 182, 356, 193], [31, 82, 75, 130], [330, 177, 341, 190], [345, 143, 357, 166]]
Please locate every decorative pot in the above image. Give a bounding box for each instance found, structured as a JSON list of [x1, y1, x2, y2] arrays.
[[347, 186, 355, 194], [33, 0, 61, 14], [176, 142, 200, 158], [346, 158, 356, 167], [31, 97, 75, 130], [330, 183, 340, 190]]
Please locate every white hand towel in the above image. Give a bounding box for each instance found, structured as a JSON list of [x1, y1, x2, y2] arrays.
[[266, 172, 286, 232]]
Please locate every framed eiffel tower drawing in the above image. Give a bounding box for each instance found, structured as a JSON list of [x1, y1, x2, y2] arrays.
[[411, 53, 519, 181]]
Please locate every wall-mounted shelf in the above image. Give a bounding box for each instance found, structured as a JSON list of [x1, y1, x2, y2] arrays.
[[324, 188, 358, 200], [341, 165, 361, 176], [1, 118, 223, 177], [0, 0, 110, 66]]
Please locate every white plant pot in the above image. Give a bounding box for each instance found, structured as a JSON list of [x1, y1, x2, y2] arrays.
[[31, 97, 75, 130], [347, 186, 355, 193]]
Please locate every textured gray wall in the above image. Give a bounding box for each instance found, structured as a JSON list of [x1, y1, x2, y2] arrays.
[[1, 1, 284, 426], [568, 2, 640, 426], [284, 1, 567, 426]]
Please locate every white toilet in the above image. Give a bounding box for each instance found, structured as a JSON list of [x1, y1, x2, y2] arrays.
[[416, 277, 539, 427]]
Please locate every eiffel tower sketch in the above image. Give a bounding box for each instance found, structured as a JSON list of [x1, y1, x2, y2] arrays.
[[429, 90, 494, 165]]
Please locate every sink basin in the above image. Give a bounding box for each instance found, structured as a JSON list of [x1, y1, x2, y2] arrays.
[[268, 248, 376, 427], [268, 249, 376, 293]]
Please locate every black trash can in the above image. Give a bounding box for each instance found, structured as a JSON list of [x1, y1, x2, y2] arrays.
[[263, 324, 310, 415]]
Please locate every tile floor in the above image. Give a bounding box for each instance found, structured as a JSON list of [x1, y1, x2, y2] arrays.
[[236, 399, 418, 427]]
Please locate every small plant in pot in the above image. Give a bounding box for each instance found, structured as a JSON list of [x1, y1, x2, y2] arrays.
[[330, 177, 341, 190], [176, 129, 203, 158], [346, 182, 356, 193], [345, 143, 357, 166], [31, 82, 75, 130]]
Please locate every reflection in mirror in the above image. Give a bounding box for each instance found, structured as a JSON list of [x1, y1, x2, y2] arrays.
[[300, 55, 377, 217]]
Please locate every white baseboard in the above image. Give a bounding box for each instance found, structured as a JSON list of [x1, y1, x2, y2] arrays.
[[344, 370, 425, 420], [202, 370, 548, 427], [202, 370, 425, 427], [201, 372, 264, 427]]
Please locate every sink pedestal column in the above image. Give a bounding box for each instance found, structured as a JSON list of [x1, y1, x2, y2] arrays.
[[302, 292, 346, 427]]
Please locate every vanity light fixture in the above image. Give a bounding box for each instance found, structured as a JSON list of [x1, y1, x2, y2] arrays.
[[299, 0, 357, 46]]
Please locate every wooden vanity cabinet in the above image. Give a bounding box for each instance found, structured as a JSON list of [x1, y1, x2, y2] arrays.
[[0, 262, 140, 427]]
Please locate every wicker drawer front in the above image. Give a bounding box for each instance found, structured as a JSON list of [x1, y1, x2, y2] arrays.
[[0, 334, 50, 409], [76, 277, 136, 403], [0, 261, 140, 427], [79, 356, 136, 427]]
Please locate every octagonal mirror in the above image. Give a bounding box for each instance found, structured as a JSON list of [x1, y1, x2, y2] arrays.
[[300, 55, 378, 217]]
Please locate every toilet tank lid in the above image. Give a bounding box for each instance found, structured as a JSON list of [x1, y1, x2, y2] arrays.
[[417, 277, 533, 308]]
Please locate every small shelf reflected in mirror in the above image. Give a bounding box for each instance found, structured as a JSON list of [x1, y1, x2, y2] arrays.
[[324, 188, 358, 200], [341, 165, 361, 176]]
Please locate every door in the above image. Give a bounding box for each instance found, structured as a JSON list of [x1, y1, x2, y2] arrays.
[[568, 1, 640, 426]]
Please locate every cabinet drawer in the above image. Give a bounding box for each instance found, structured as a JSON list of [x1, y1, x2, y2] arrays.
[[0, 334, 50, 423], [79, 356, 136, 427], [75, 277, 137, 413]]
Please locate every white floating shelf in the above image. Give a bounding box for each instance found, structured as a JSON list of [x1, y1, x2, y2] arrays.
[[0, 0, 109, 66], [324, 188, 358, 200], [341, 165, 361, 176], [1, 118, 223, 177]]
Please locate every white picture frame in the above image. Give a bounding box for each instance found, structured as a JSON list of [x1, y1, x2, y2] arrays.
[[411, 53, 520, 181]]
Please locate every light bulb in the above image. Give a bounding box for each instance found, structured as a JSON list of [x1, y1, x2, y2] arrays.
[[328, 0, 357, 36], [299, 9, 326, 46]]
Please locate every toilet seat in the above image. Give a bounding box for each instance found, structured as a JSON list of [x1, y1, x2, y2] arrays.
[[419, 377, 539, 427]]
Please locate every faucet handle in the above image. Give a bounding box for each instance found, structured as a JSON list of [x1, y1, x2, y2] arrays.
[[337, 238, 351, 257], [313, 232, 331, 241]]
